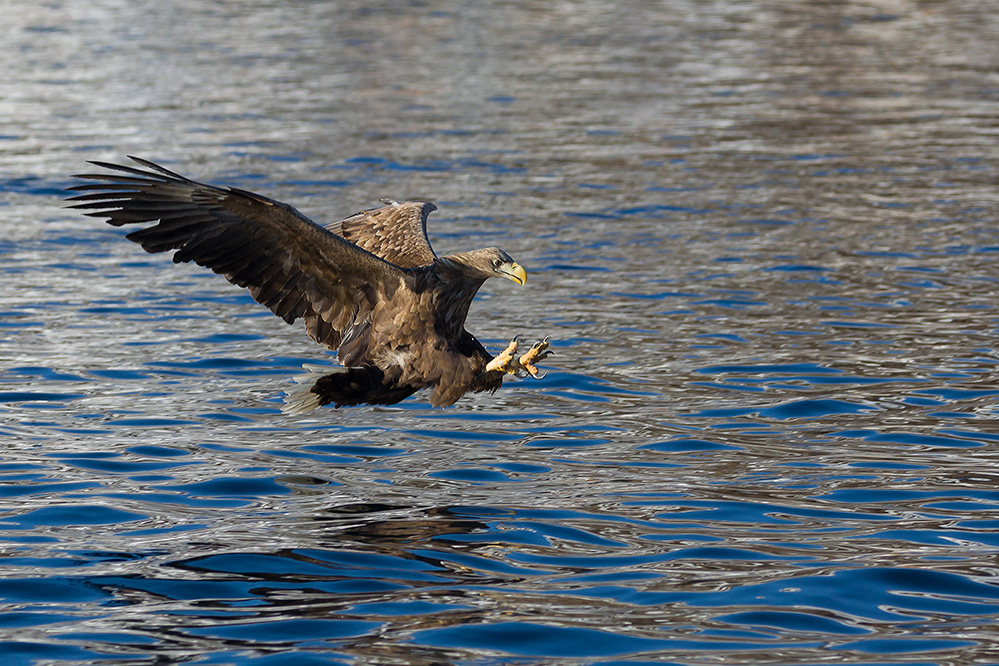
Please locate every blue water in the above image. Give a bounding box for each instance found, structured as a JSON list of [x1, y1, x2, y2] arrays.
[[3, 1, 999, 664]]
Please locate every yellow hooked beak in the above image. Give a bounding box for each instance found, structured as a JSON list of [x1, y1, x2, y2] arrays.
[[498, 261, 527, 285]]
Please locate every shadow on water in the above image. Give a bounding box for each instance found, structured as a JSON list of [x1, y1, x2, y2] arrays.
[[3, 0, 999, 664]]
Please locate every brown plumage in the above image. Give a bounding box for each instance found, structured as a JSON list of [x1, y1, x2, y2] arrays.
[[67, 156, 540, 410]]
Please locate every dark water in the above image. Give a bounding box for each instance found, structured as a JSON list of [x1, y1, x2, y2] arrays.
[[3, 1, 999, 664]]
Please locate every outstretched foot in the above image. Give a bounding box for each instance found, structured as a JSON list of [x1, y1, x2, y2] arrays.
[[485, 336, 521, 373], [485, 336, 552, 379], [515, 337, 551, 379]]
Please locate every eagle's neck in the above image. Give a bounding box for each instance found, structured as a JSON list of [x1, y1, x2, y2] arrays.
[[433, 255, 487, 340]]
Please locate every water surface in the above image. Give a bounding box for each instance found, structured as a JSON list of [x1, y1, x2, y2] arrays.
[[3, 1, 999, 664]]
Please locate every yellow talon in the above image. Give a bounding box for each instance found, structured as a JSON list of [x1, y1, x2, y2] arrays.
[[485, 338, 520, 374], [516, 337, 551, 379]]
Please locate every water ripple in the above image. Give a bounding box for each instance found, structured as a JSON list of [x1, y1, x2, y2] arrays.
[[4, 0, 999, 663]]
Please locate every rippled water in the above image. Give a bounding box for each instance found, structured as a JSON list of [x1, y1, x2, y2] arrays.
[[3, 1, 999, 664]]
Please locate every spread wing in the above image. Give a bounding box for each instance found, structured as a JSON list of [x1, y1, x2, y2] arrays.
[[325, 200, 438, 268], [66, 156, 408, 352]]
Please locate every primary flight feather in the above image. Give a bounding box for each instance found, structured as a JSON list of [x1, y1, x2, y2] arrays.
[[67, 157, 551, 411]]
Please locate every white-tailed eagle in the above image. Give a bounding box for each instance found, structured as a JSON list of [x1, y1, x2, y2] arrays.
[[67, 157, 550, 412]]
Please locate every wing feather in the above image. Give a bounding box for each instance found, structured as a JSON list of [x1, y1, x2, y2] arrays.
[[67, 156, 408, 351], [326, 200, 438, 268]]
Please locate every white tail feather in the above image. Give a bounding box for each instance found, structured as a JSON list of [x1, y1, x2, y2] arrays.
[[282, 365, 343, 415]]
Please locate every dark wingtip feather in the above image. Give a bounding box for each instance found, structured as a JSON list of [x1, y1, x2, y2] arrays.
[[126, 156, 191, 181], [76, 158, 177, 182], [65, 158, 195, 208]]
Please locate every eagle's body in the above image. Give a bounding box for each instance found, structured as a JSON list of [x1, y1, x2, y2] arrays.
[[68, 157, 548, 411]]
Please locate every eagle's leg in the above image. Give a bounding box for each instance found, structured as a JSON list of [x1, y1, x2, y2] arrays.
[[485, 337, 520, 374], [514, 337, 551, 379]]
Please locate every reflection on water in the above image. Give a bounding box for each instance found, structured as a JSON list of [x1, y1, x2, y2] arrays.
[[3, 0, 999, 663]]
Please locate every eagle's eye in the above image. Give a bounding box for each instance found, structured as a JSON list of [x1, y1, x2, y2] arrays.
[[492, 258, 503, 268]]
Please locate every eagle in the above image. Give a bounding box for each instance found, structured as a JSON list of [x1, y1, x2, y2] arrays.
[[67, 157, 551, 412]]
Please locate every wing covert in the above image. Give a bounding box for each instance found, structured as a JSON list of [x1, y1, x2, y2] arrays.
[[326, 200, 438, 268]]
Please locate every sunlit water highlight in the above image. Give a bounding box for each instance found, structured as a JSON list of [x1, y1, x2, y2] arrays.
[[3, 1, 999, 664]]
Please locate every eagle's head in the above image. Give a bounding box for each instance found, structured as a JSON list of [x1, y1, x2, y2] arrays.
[[450, 247, 526, 285]]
